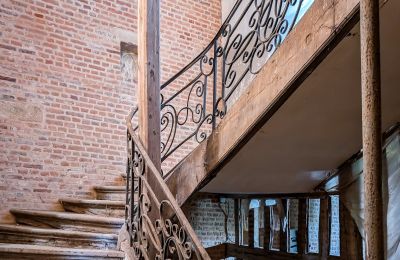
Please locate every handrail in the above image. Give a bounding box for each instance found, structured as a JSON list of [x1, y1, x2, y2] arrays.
[[160, 0, 310, 171], [125, 107, 210, 259], [160, 0, 242, 90]]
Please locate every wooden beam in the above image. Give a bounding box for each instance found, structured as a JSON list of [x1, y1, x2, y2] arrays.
[[319, 197, 330, 259], [138, 0, 161, 170], [234, 199, 239, 245], [264, 206, 271, 250], [279, 199, 288, 253], [248, 208, 255, 248], [339, 200, 363, 260], [165, 0, 361, 206], [297, 198, 307, 255], [226, 244, 322, 260], [203, 191, 335, 199], [137, 1, 160, 259], [205, 243, 227, 259]]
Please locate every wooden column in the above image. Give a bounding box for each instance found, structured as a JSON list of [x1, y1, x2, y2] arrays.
[[138, 0, 161, 169], [234, 199, 240, 245], [248, 209, 255, 248], [340, 201, 363, 260], [279, 199, 288, 253], [263, 206, 271, 250], [360, 0, 384, 259], [319, 197, 330, 259], [138, 2, 160, 259], [297, 198, 307, 255]]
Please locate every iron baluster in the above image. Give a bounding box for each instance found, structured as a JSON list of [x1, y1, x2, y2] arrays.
[[125, 107, 211, 259], [159, 0, 308, 172], [212, 40, 218, 129]]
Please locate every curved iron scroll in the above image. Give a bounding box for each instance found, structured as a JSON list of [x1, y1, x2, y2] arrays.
[[125, 107, 210, 260], [160, 0, 309, 167]]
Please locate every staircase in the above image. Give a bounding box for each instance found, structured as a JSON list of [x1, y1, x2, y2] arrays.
[[0, 0, 366, 258], [123, 0, 363, 258], [163, 0, 361, 205], [0, 174, 127, 259]]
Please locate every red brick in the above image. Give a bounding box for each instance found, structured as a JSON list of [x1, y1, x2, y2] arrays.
[[0, 0, 221, 223]]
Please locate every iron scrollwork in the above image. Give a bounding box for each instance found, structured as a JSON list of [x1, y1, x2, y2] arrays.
[[125, 0, 312, 256], [160, 0, 308, 171], [125, 108, 209, 259]]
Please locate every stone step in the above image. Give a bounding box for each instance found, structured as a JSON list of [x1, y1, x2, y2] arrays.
[[0, 224, 118, 249], [0, 243, 124, 259], [94, 185, 138, 202], [11, 209, 124, 234], [95, 186, 126, 201], [60, 198, 125, 218]]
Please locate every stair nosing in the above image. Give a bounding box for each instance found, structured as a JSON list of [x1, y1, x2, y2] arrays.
[[10, 209, 124, 224], [0, 243, 124, 257], [94, 186, 126, 192], [0, 224, 118, 239], [60, 198, 125, 206]]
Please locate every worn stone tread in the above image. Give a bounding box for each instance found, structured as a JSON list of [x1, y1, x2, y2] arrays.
[[0, 224, 117, 239], [94, 186, 126, 192], [10, 209, 124, 233], [0, 243, 124, 259], [0, 224, 118, 249], [10, 210, 124, 224], [94, 186, 127, 201], [60, 198, 125, 207], [60, 198, 125, 217]]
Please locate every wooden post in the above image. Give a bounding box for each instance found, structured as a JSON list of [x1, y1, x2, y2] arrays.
[[234, 199, 240, 245], [263, 206, 271, 250], [340, 200, 363, 260], [319, 197, 330, 259], [248, 209, 255, 248], [138, 0, 161, 169], [138, 1, 160, 259], [360, 0, 384, 259], [279, 199, 288, 253], [297, 198, 307, 255]]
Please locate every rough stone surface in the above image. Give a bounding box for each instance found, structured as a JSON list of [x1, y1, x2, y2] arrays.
[[0, 101, 43, 123]]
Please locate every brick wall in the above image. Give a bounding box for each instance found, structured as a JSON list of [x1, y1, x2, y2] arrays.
[[0, 0, 221, 222], [159, 0, 221, 173], [183, 193, 235, 248]]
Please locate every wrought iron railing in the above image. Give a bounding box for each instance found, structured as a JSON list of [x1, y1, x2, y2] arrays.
[[125, 107, 210, 259], [160, 0, 311, 170]]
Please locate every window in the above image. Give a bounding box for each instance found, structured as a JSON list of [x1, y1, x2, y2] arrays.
[[307, 199, 320, 253], [330, 195, 340, 256], [120, 42, 138, 83]]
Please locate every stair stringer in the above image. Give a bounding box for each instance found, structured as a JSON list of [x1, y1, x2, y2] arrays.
[[165, 0, 361, 206]]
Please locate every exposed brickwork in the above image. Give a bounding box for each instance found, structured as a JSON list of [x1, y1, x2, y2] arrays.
[[0, 0, 221, 222], [160, 0, 221, 82], [159, 0, 221, 173], [183, 193, 235, 248]]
